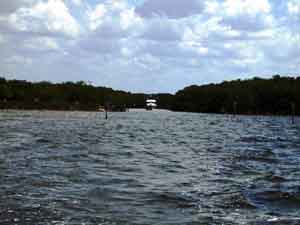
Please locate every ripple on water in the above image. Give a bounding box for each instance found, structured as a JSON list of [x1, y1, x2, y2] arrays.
[[0, 110, 300, 225]]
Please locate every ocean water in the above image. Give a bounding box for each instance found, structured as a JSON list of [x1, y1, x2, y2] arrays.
[[0, 110, 300, 225]]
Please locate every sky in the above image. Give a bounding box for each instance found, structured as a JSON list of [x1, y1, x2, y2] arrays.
[[0, 0, 299, 93]]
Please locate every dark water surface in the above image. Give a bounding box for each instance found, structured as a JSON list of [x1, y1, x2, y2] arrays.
[[1, 110, 300, 225]]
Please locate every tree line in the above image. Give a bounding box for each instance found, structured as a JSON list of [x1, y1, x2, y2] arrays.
[[0, 78, 173, 111], [0, 75, 299, 115], [172, 75, 300, 115]]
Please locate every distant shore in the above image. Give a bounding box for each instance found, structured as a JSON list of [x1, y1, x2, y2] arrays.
[[0, 75, 299, 116], [0, 108, 298, 119]]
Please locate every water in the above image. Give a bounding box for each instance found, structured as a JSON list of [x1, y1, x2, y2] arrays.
[[0, 110, 300, 225]]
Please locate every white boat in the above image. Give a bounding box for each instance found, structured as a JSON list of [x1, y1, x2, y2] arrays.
[[146, 99, 157, 110]]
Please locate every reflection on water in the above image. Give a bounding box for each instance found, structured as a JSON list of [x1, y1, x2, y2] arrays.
[[0, 110, 300, 225]]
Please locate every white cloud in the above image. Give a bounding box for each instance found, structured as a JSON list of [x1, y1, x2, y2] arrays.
[[140, 53, 161, 66], [120, 7, 139, 30], [223, 0, 271, 16], [88, 4, 106, 30], [87, 1, 143, 38], [121, 47, 132, 57], [204, 0, 220, 14], [203, 0, 274, 31], [7, 0, 80, 38], [72, 0, 82, 6], [288, 0, 300, 15], [24, 37, 60, 52], [140, 18, 182, 41]]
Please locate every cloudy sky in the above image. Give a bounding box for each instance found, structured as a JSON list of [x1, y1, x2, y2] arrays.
[[0, 0, 299, 93]]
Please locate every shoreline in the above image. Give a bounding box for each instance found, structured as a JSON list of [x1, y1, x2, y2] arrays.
[[0, 108, 298, 118], [1, 76, 299, 117]]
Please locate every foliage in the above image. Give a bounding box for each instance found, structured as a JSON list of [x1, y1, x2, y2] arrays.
[[172, 75, 300, 115], [0, 75, 299, 115], [0, 78, 173, 110]]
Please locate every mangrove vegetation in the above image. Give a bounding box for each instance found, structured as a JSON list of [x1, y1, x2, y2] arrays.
[[0, 75, 299, 115]]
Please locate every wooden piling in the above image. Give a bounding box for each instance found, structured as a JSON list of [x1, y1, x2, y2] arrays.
[[233, 101, 237, 116], [291, 102, 295, 124]]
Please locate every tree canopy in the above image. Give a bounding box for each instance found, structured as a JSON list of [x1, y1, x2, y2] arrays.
[[0, 75, 299, 115], [0, 78, 173, 111], [172, 75, 300, 115]]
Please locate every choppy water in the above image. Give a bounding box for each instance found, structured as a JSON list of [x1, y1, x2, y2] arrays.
[[0, 110, 300, 225]]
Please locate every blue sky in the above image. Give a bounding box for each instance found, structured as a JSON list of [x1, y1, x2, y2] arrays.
[[0, 0, 299, 93]]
